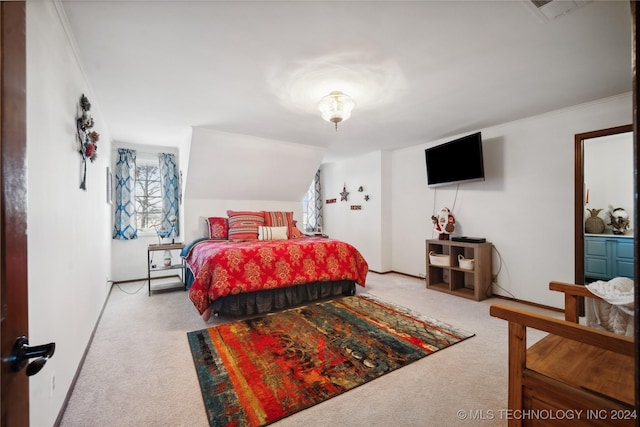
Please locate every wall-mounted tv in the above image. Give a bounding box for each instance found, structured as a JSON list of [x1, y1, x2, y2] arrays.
[[425, 132, 485, 188]]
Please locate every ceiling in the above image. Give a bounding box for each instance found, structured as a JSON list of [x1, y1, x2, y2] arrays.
[[59, 0, 632, 163]]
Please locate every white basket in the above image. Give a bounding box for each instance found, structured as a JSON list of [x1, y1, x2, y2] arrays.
[[429, 251, 450, 266], [458, 254, 474, 270]]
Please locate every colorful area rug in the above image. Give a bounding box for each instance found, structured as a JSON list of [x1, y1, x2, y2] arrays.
[[187, 294, 474, 427]]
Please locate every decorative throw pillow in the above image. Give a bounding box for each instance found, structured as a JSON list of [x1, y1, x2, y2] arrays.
[[226, 210, 265, 241], [257, 226, 288, 241], [289, 220, 304, 239], [206, 217, 228, 240], [263, 211, 294, 238]]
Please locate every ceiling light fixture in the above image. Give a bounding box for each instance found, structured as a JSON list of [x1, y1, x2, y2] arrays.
[[318, 91, 355, 131]]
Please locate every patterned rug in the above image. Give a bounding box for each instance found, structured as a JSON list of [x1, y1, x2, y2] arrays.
[[187, 294, 474, 427]]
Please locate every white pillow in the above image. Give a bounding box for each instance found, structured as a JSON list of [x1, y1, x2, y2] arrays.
[[257, 226, 288, 240]]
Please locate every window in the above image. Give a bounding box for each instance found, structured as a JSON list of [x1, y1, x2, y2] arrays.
[[302, 184, 316, 232], [302, 170, 322, 232], [135, 159, 163, 232]]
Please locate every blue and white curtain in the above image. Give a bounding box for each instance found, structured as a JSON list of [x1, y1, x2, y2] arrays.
[[159, 153, 180, 238], [113, 148, 137, 240], [312, 169, 323, 231], [303, 169, 323, 232]]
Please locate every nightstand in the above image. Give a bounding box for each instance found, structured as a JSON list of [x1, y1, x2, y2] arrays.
[[304, 233, 329, 238], [147, 242, 186, 296]]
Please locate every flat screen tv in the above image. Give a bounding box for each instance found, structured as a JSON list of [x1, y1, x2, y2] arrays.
[[425, 132, 485, 188]]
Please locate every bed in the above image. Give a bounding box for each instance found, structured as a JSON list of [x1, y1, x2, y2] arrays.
[[183, 214, 368, 319]]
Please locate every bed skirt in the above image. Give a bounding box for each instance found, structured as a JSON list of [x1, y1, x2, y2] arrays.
[[211, 280, 356, 316]]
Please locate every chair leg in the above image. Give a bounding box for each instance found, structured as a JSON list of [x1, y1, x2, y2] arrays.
[[507, 322, 526, 427]]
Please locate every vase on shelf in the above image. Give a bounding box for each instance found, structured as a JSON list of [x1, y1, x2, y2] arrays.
[[163, 250, 172, 267], [585, 208, 605, 234], [156, 228, 170, 245]]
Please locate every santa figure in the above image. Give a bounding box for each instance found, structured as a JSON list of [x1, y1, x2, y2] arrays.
[[431, 207, 455, 240]]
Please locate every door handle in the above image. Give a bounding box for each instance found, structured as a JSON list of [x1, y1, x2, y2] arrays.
[[9, 336, 55, 376]]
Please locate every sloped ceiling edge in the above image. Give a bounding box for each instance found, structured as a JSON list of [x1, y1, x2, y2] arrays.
[[185, 127, 326, 201]]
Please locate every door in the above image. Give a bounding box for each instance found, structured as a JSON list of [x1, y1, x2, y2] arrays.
[[633, 1, 640, 413], [1, 2, 30, 426], [574, 124, 633, 286]]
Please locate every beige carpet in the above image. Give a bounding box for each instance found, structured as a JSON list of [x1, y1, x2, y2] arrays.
[[59, 273, 556, 427]]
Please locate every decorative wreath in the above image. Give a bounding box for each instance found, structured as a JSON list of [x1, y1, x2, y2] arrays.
[[77, 94, 99, 190], [77, 94, 99, 162]]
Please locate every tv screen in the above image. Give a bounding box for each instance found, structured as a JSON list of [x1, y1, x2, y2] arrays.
[[425, 132, 485, 188]]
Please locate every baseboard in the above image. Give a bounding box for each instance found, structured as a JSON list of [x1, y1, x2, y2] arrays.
[[490, 294, 563, 313], [53, 284, 114, 426], [372, 270, 563, 313], [368, 270, 422, 279], [112, 277, 146, 284], [112, 274, 180, 285]]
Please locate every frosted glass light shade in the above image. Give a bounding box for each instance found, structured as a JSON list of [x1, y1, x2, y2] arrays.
[[318, 91, 355, 129]]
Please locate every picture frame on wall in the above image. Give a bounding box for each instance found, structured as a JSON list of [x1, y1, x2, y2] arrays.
[[106, 166, 113, 205]]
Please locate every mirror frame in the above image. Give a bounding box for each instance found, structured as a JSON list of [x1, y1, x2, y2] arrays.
[[574, 124, 633, 285]]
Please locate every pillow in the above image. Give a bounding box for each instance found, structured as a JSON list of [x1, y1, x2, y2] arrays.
[[263, 211, 294, 238], [289, 220, 304, 239], [206, 217, 228, 240], [257, 226, 288, 240], [226, 210, 265, 241]]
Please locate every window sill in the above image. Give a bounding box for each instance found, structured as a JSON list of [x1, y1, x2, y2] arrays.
[[138, 231, 162, 239]]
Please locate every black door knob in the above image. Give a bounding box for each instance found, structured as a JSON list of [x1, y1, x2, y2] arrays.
[[9, 336, 55, 376]]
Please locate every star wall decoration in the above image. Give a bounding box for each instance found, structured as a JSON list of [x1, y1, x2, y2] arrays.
[[340, 185, 349, 201]]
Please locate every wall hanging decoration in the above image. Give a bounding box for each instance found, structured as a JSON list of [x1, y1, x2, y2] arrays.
[[76, 94, 99, 190], [364, 195, 370, 201], [340, 184, 349, 201], [326, 198, 337, 204], [358, 186, 364, 192], [350, 205, 362, 210]]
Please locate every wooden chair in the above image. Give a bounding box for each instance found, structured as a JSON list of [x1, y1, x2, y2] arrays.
[[490, 281, 635, 427]]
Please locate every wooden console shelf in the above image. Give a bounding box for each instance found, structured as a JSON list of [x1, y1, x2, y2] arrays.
[[426, 239, 492, 301]]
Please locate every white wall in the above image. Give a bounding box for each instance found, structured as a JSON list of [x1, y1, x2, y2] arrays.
[[27, 2, 113, 425], [186, 127, 325, 200], [389, 93, 631, 309], [321, 151, 392, 273]]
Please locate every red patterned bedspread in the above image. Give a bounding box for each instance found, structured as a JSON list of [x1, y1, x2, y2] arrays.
[[186, 237, 368, 314]]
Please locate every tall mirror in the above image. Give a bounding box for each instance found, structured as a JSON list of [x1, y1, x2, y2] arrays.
[[574, 124, 633, 285]]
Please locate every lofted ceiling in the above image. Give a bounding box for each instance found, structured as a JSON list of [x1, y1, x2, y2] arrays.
[[59, 0, 632, 163]]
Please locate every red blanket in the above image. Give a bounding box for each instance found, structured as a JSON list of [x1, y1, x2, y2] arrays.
[[186, 237, 368, 314]]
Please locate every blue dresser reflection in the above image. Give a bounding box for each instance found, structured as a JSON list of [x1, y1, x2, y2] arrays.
[[584, 234, 634, 281]]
